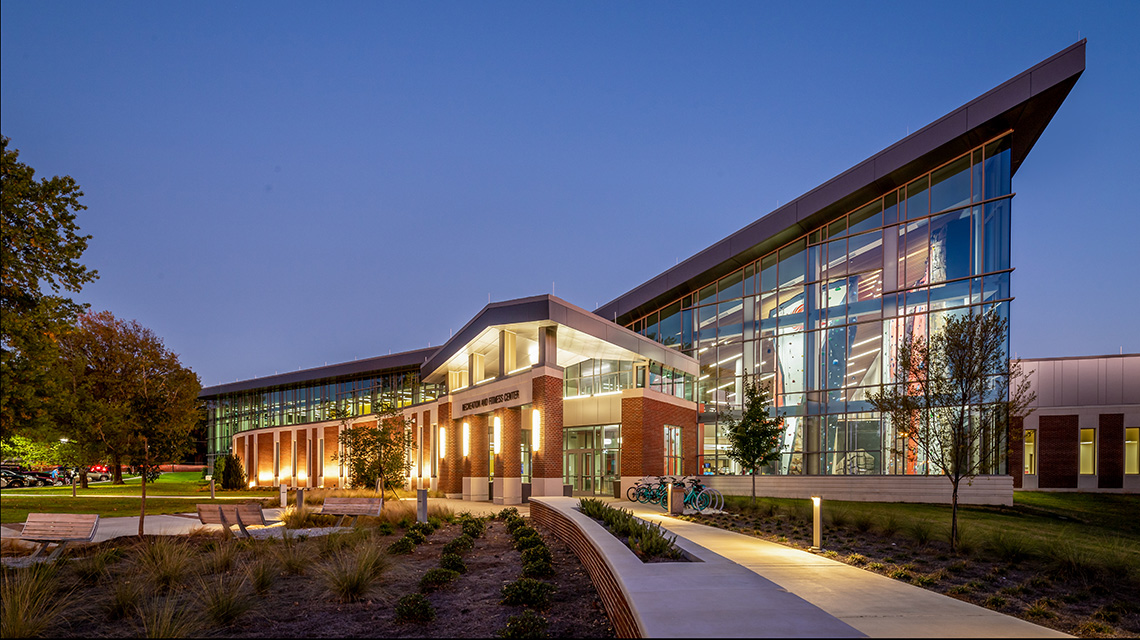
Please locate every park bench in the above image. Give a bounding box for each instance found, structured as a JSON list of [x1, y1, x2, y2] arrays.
[[321, 497, 383, 527], [195, 503, 275, 538], [18, 513, 100, 560]]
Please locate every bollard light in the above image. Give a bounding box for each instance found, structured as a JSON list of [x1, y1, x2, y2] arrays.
[[810, 495, 822, 553]]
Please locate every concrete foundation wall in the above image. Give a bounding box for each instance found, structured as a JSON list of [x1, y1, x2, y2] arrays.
[[699, 474, 1013, 506]]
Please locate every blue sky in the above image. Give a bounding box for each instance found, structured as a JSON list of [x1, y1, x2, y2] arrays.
[[3, 1, 1137, 387]]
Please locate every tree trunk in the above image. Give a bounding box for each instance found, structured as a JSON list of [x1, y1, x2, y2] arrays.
[[752, 469, 757, 504], [112, 452, 124, 484], [950, 478, 960, 553], [138, 438, 148, 538], [79, 466, 89, 489]]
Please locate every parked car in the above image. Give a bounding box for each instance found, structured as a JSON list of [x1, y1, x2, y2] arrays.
[[86, 465, 112, 482], [23, 470, 58, 486], [0, 468, 47, 488]]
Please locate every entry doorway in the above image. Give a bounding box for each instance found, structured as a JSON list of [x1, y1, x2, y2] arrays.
[[563, 424, 620, 497]]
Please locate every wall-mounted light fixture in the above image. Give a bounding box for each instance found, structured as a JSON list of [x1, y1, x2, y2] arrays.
[[493, 416, 502, 455], [439, 426, 446, 459], [462, 422, 470, 458], [532, 409, 541, 451]]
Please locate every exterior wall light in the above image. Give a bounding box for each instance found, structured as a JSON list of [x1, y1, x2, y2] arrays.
[[493, 416, 502, 455], [462, 422, 470, 458], [532, 409, 541, 451], [439, 426, 446, 459]]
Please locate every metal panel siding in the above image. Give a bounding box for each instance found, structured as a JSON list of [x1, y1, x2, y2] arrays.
[[1124, 356, 1140, 404], [1061, 361, 1080, 407], [1078, 359, 1099, 406], [1107, 357, 1124, 405]]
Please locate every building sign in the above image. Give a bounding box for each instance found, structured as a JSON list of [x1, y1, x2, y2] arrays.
[[452, 381, 531, 418], [461, 389, 520, 413]]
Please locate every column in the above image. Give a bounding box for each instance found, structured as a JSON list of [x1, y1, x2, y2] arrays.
[[439, 402, 462, 498], [466, 414, 489, 501], [494, 407, 522, 505], [531, 373, 564, 497]]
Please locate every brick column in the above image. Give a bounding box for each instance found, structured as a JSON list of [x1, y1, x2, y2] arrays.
[[531, 374, 564, 497], [1039, 414, 1078, 488], [256, 432, 273, 486], [439, 402, 462, 497], [323, 425, 339, 488], [467, 414, 489, 500], [295, 429, 308, 488], [495, 407, 523, 505], [1099, 413, 1125, 489]]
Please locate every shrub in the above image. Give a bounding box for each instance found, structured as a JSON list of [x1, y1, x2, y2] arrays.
[[501, 578, 556, 609], [138, 596, 202, 638], [395, 594, 435, 623], [852, 513, 874, 533], [137, 538, 193, 591], [946, 560, 969, 574], [497, 507, 520, 520], [986, 531, 1036, 564], [74, 548, 119, 580], [904, 520, 934, 548], [889, 567, 912, 581], [215, 453, 247, 490], [274, 537, 311, 575], [196, 574, 253, 625], [442, 534, 474, 556], [246, 560, 276, 594], [396, 515, 414, 529], [419, 568, 460, 592], [911, 572, 939, 586], [499, 609, 549, 638], [877, 514, 900, 537], [521, 545, 553, 565], [387, 537, 416, 555], [0, 563, 66, 638], [405, 529, 427, 545], [628, 521, 681, 561], [827, 508, 849, 528], [1048, 542, 1099, 582], [440, 552, 467, 574], [577, 498, 607, 520], [377, 522, 395, 536], [522, 558, 555, 578], [506, 518, 529, 535], [948, 584, 971, 595], [984, 595, 1007, 609], [867, 562, 885, 571], [107, 578, 145, 620], [408, 521, 434, 537], [461, 518, 486, 539], [845, 553, 868, 566], [1025, 599, 1056, 619], [428, 515, 443, 530], [321, 551, 382, 602], [206, 541, 238, 573], [319, 532, 351, 557], [514, 532, 546, 552]]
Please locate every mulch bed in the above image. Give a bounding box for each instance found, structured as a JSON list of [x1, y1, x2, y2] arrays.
[[7, 517, 615, 638], [683, 509, 1139, 638]]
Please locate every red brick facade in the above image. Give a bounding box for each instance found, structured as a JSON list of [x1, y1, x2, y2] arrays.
[[497, 407, 521, 478], [468, 414, 489, 478], [295, 429, 308, 487], [1010, 417, 1024, 489], [532, 375, 564, 479], [1098, 413, 1125, 489], [256, 433, 273, 483], [1038, 414, 1078, 488], [620, 393, 698, 477], [323, 425, 340, 487], [439, 403, 461, 494]]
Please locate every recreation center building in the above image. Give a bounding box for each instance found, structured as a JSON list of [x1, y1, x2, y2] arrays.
[[200, 40, 1137, 505]]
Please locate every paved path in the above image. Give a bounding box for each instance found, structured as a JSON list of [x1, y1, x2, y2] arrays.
[[617, 500, 1069, 638]]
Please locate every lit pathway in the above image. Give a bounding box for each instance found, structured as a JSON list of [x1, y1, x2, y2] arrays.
[[620, 500, 1070, 638]]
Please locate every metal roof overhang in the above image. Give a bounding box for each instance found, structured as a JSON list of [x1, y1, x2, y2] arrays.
[[595, 40, 1086, 326], [420, 294, 697, 384], [199, 347, 438, 398]]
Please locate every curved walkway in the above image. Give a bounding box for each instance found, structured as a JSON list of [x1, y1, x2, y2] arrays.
[[614, 499, 1069, 638]]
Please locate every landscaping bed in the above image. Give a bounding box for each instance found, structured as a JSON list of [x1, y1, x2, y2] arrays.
[[682, 494, 1140, 638], [1, 509, 614, 638]]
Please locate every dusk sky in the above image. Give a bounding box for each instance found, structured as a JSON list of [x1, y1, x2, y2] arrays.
[[3, 1, 1137, 388]]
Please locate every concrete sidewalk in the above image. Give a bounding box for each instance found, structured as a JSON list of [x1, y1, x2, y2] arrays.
[[620, 500, 1069, 638]]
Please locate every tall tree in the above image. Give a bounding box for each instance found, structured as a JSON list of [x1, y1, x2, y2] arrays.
[[1, 136, 97, 439], [869, 311, 1033, 551], [723, 372, 786, 504], [55, 311, 200, 499], [335, 402, 413, 500]]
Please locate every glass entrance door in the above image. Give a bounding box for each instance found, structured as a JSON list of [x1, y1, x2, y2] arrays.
[[563, 424, 620, 496]]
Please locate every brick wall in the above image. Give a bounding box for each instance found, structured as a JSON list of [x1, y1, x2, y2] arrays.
[[469, 414, 489, 478], [498, 407, 521, 478], [1099, 413, 1125, 489], [256, 433, 273, 485], [279, 431, 292, 481], [439, 402, 461, 494], [532, 375, 564, 479], [621, 394, 698, 477], [295, 430, 308, 487], [1038, 414, 1078, 488], [323, 425, 339, 487]]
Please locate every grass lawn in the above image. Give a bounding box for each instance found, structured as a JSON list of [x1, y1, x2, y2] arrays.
[[0, 496, 271, 524], [1, 471, 270, 498]]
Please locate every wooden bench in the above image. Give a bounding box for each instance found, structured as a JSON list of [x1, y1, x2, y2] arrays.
[[321, 497, 383, 527], [19, 513, 100, 560], [196, 503, 273, 538]]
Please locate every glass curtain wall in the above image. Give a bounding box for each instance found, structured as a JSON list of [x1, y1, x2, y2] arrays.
[[628, 135, 1014, 476], [205, 368, 443, 464], [563, 358, 695, 401], [563, 424, 621, 496]]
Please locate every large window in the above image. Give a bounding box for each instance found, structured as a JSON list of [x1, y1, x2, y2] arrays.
[[1023, 430, 1036, 475], [1080, 428, 1096, 475], [629, 135, 1013, 476], [664, 425, 681, 475], [1126, 428, 1139, 476], [563, 425, 621, 496]]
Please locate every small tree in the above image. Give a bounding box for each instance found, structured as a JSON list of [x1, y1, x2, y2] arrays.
[[869, 311, 1033, 551], [335, 402, 413, 498], [214, 453, 246, 490], [723, 372, 785, 504]]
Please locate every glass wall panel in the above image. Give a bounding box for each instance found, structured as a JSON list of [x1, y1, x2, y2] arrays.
[[930, 156, 971, 213], [906, 176, 929, 220], [718, 270, 743, 301], [928, 208, 972, 282], [658, 301, 683, 349], [983, 199, 1011, 274], [778, 239, 807, 289], [849, 199, 883, 234], [984, 136, 1012, 199]]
